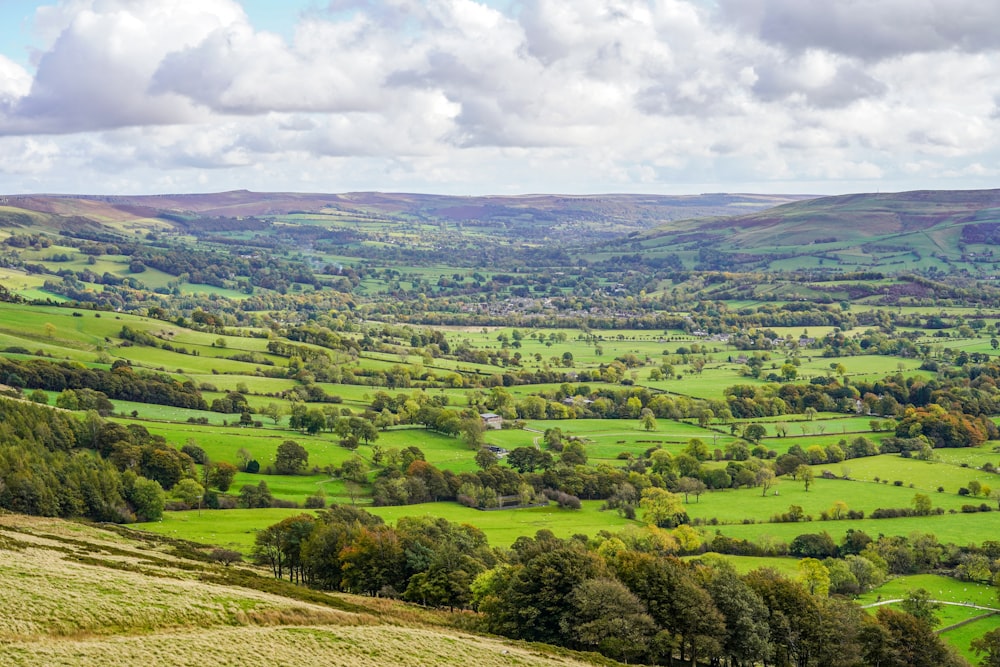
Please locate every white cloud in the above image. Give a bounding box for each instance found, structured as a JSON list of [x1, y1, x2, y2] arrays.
[[1, 0, 1000, 194], [0, 0, 244, 134], [0, 55, 32, 109]]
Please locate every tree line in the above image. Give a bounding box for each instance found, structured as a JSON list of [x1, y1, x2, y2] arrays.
[[254, 506, 975, 666]]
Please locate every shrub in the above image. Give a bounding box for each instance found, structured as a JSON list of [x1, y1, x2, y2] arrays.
[[181, 444, 208, 465], [543, 488, 581, 510], [209, 549, 242, 566], [304, 494, 326, 509]]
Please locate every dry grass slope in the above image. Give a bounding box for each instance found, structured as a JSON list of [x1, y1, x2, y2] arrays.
[[0, 513, 616, 667]]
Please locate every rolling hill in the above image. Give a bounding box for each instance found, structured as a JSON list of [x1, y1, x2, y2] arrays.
[[0, 190, 806, 244], [593, 188, 1000, 273]]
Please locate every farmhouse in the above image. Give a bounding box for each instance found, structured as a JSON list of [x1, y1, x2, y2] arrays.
[[480, 412, 503, 429]]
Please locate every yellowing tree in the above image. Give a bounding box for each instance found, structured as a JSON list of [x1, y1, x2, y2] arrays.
[[639, 487, 687, 528], [798, 557, 830, 597]]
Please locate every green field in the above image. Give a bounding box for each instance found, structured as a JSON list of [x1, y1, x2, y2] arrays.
[[140, 499, 635, 551]]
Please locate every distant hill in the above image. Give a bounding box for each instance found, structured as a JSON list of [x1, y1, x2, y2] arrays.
[[0, 190, 808, 244], [593, 188, 1000, 273], [5, 187, 1000, 274]]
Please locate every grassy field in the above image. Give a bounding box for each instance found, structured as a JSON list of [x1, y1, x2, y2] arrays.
[[710, 509, 1000, 547], [859, 574, 997, 608], [136, 507, 312, 551], [143, 500, 635, 551], [941, 615, 1000, 664], [837, 453, 1000, 494]]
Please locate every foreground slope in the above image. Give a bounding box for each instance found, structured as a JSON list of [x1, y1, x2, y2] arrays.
[[0, 513, 615, 667]]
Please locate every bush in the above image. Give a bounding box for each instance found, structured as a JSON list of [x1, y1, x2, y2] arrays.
[[245, 460, 260, 474], [304, 494, 326, 509], [209, 548, 242, 566], [543, 488, 581, 510], [181, 444, 208, 465], [216, 495, 238, 510]]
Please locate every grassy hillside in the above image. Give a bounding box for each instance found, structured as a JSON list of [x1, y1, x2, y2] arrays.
[[0, 512, 616, 667], [597, 187, 1000, 273]]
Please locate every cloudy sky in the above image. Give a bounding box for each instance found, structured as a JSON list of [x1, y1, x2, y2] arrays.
[[0, 0, 998, 196]]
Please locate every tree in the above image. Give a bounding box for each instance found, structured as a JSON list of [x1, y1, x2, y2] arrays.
[[480, 535, 604, 646], [743, 423, 766, 443], [274, 440, 309, 474], [798, 558, 831, 596], [641, 408, 657, 432], [261, 402, 285, 425], [676, 476, 707, 503], [829, 500, 849, 520], [560, 441, 587, 466], [236, 447, 253, 472], [900, 588, 941, 628], [861, 607, 961, 667], [459, 416, 486, 450], [795, 464, 815, 491], [639, 487, 687, 528], [704, 567, 773, 666], [208, 461, 238, 492], [912, 493, 932, 516], [172, 478, 204, 507], [507, 447, 553, 473], [756, 467, 777, 496], [971, 627, 1000, 667], [126, 475, 165, 522], [474, 447, 498, 470], [563, 577, 656, 662], [683, 438, 710, 461], [239, 481, 273, 508]]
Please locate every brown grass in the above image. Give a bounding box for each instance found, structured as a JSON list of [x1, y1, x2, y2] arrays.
[[0, 513, 615, 666], [2, 624, 608, 667]]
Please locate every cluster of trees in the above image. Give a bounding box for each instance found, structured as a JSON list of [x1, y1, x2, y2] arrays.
[[253, 506, 496, 604], [254, 506, 967, 666], [0, 357, 206, 410], [0, 398, 165, 522]]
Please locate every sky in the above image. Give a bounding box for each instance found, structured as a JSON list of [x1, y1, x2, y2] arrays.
[[0, 0, 998, 196]]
